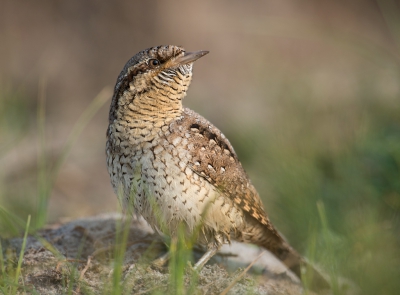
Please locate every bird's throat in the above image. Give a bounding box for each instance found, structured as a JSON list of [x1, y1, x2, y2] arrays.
[[119, 88, 183, 123]]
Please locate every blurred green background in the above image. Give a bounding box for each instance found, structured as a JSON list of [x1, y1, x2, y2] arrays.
[[1, 1, 399, 294]]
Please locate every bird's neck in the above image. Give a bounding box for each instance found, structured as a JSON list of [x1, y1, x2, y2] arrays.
[[115, 70, 192, 122], [119, 90, 183, 123], [108, 70, 193, 145], [109, 88, 186, 145]]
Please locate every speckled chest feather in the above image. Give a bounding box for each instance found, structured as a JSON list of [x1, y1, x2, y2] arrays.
[[107, 107, 250, 246]]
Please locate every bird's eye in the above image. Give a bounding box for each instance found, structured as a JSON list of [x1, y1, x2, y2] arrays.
[[148, 59, 160, 67]]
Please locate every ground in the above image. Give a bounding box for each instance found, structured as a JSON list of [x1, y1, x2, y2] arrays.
[[3, 214, 347, 294]]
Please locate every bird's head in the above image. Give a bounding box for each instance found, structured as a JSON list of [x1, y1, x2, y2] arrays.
[[109, 45, 208, 123]]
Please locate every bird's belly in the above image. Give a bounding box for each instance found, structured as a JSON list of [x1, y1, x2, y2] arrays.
[[109, 141, 244, 245]]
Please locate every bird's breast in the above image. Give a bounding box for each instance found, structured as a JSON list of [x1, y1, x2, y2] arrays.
[[106, 121, 244, 243]]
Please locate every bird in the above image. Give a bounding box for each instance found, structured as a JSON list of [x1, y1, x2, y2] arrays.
[[106, 45, 329, 290]]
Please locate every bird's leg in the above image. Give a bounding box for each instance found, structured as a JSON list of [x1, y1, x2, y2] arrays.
[[193, 244, 219, 271], [151, 251, 170, 270]]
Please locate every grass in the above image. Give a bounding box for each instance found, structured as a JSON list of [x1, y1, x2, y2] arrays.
[[110, 213, 133, 295], [316, 201, 340, 294], [12, 215, 30, 295], [0, 84, 112, 294], [0, 215, 30, 295]]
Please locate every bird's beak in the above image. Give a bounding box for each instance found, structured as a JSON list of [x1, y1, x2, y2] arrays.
[[172, 50, 209, 66]]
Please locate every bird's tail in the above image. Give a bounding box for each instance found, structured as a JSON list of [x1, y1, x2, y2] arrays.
[[249, 223, 330, 291], [273, 242, 330, 291]]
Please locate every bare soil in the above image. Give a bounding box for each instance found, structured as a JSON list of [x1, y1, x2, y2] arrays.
[[3, 214, 338, 294]]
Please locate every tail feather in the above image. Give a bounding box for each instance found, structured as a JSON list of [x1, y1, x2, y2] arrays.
[[259, 232, 330, 291], [268, 240, 330, 291], [241, 214, 330, 291], [244, 224, 330, 291]]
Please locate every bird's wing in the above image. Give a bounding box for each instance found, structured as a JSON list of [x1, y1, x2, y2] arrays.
[[168, 108, 272, 228]]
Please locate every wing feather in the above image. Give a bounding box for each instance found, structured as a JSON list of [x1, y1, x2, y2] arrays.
[[169, 108, 273, 228]]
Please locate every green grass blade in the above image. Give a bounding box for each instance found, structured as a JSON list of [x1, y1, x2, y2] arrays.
[[35, 78, 48, 228], [317, 201, 340, 294], [11, 215, 31, 295], [0, 206, 27, 237], [111, 214, 132, 295], [0, 241, 4, 275]]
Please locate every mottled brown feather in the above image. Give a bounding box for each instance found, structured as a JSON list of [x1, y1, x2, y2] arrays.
[[169, 108, 276, 230]]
